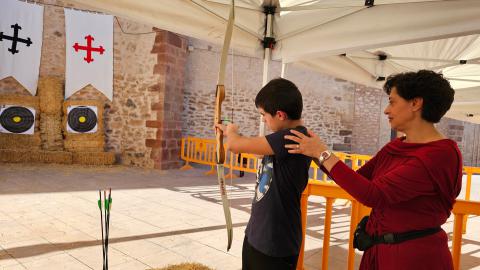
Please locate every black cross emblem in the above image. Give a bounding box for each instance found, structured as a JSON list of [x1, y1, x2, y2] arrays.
[[0, 24, 33, 55]]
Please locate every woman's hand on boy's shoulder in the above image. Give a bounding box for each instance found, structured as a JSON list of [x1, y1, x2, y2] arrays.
[[284, 129, 327, 159]]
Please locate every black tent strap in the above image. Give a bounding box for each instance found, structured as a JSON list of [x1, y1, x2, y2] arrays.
[[262, 6, 276, 49], [263, 6, 276, 15], [343, 54, 477, 65], [378, 54, 387, 61], [263, 37, 276, 49]]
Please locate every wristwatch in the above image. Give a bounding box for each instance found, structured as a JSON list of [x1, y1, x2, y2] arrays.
[[318, 150, 333, 166]]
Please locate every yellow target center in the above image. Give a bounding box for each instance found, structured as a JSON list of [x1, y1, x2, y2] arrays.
[[13, 116, 22, 123], [78, 116, 87, 123]]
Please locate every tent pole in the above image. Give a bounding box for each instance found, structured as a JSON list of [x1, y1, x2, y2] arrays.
[[259, 6, 275, 136], [281, 61, 287, 78]]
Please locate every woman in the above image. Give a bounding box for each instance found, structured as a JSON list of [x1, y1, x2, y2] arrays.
[[285, 70, 462, 269]]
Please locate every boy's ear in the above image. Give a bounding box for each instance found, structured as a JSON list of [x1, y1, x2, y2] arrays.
[[276, 110, 288, 120]]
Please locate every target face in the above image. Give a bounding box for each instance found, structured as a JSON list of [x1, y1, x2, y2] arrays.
[[0, 105, 36, 134], [66, 105, 98, 133]]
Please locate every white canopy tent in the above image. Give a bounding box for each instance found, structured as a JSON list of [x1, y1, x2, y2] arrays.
[[63, 0, 480, 124]]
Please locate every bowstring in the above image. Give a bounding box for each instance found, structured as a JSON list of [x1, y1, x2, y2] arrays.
[[229, 24, 235, 192]]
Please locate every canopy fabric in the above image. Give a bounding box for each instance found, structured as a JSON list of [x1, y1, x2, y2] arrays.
[[62, 0, 480, 124]]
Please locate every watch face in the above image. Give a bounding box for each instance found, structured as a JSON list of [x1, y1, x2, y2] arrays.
[[320, 151, 331, 162]]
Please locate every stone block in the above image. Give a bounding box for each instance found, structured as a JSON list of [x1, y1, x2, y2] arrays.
[[145, 139, 162, 148], [146, 120, 162, 128]]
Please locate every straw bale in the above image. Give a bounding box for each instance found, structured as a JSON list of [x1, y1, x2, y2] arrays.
[[150, 263, 214, 270], [64, 132, 103, 141], [0, 133, 41, 150], [37, 76, 63, 115], [0, 149, 72, 164], [64, 137, 105, 152], [63, 99, 105, 137], [72, 151, 115, 165], [40, 114, 63, 150], [0, 94, 39, 108], [34, 150, 73, 164]]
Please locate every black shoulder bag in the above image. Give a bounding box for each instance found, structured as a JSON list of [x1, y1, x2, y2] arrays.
[[353, 216, 441, 251]]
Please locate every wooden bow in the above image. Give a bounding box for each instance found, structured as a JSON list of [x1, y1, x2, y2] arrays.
[[214, 0, 235, 251]]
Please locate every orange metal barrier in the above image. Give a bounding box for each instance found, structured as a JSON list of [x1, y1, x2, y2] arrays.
[[297, 181, 371, 270], [452, 200, 480, 270], [180, 137, 479, 269], [180, 137, 217, 175], [180, 137, 258, 176], [180, 137, 364, 179], [225, 152, 258, 178], [462, 166, 480, 233], [297, 183, 480, 270]]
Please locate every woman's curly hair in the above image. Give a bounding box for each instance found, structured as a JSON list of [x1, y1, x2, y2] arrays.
[[383, 70, 455, 123]]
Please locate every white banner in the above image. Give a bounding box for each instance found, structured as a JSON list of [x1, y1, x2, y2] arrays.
[[65, 9, 113, 100], [0, 0, 43, 95]]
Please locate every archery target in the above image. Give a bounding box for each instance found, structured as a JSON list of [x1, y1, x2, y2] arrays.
[[0, 105, 36, 134], [66, 105, 98, 133]]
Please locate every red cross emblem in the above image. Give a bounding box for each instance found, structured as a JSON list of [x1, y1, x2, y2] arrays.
[[73, 35, 105, 63]]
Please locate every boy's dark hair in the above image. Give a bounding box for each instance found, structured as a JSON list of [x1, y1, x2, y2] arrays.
[[383, 70, 454, 123], [255, 78, 303, 120]]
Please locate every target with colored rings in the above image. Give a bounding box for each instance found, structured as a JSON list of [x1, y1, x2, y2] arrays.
[[67, 106, 98, 133], [0, 105, 36, 134]]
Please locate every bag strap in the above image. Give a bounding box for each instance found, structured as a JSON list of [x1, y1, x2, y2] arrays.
[[374, 227, 441, 244]]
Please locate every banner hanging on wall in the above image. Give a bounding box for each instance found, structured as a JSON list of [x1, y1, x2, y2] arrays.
[[0, 0, 44, 95], [65, 9, 113, 100]]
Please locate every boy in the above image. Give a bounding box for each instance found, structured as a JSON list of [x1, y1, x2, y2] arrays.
[[215, 78, 312, 270]]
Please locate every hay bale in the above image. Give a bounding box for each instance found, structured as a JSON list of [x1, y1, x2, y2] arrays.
[[40, 114, 64, 151], [34, 150, 72, 164], [150, 263, 214, 270], [0, 133, 41, 150], [63, 132, 103, 141], [38, 76, 63, 115], [64, 137, 105, 152], [0, 94, 39, 108], [0, 149, 72, 164], [72, 151, 115, 165]]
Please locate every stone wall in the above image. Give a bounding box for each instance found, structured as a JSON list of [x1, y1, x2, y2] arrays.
[[462, 123, 480, 166], [436, 117, 480, 166], [1, 1, 480, 167], [0, 0, 186, 169], [183, 38, 389, 155], [182, 38, 480, 163], [146, 31, 187, 169]]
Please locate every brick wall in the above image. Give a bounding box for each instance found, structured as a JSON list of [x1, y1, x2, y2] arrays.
[[436, 117, 480, 166], [182, 38, 390, 155], [183, 38, 357, 152], [462, 123, 480, 166], [147, 31, 187, 170], [1, 1, 480, 167], [0, 0, 186, 169], [352, 85, 391, 155]]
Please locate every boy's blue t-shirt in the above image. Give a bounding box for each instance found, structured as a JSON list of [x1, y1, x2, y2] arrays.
[[245, 126, 312, 257]]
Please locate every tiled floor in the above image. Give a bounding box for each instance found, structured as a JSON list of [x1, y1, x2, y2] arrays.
[[0, 163, 479, 269]]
